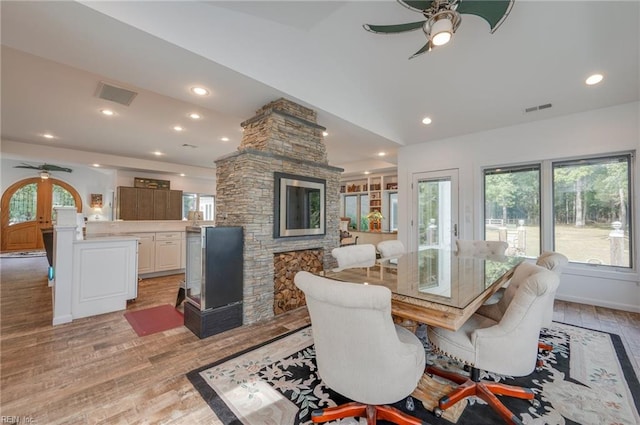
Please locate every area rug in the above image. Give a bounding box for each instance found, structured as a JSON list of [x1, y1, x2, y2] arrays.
[[124, 304, 184, 337], [187, 323, 640, 425], [0, 250, 46, 258]]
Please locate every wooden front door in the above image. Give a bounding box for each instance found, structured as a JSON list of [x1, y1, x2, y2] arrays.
[[1, 177, 82, 252]]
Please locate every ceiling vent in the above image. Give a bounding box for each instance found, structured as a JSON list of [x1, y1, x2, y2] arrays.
[[95, 81, 138, 106], [524, 103, 553, 113]]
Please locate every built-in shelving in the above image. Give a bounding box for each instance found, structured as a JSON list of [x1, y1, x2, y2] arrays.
[[340, 173, 398, 232]]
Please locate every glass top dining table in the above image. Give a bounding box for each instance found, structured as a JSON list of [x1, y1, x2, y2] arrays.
[[321, 248, 524, 331]]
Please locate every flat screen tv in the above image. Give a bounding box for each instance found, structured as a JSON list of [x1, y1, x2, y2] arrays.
[[274, 172, 326, 238]]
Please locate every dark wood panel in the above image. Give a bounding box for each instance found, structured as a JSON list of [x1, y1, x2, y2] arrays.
[[117, 186, 138, 220], [117, 187, 183, 220], [153, 190, 168, 220], [136, 188, 155, 220], [168, 190, 183, 220]]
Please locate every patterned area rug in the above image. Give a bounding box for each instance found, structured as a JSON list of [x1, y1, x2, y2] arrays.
[[0, 250, 46, 258], [187, 323, 640, 425]]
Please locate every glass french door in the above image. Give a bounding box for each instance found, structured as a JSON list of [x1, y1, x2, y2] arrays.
[[412, 169, 459, 251], [1, 177, 81, 251]]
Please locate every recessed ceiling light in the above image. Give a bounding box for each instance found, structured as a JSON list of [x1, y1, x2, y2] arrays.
[[220, 137, 229, 142], [43, 133, 54, 139], [173, 126, 184, 132], [364, 171, 371, 175], [585, 73, 604, 85], [153, 151, 164, 156], [422, 117, 432, 125], [189, 113, 201, 120], [378, 152, 386, 157], [92, 163, 100, 167], [191, 86, 209, 96], [100, 109, 115, 116], [322, 131, 329, 137], [180, 173, 186, 177]]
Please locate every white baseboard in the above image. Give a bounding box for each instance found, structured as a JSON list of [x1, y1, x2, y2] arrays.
[[555, 294, 640, 314]]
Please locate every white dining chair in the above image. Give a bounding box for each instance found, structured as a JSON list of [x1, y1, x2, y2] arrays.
[[331, 244, 376, 271], [377, 240, 405, 260], [455, 239, 508, 257]]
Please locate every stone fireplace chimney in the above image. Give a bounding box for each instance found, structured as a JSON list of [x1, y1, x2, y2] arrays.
[[215, 98, 342, 324]]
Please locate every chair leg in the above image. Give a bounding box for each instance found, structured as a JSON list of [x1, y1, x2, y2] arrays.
[[311, 402, 366, 423], [376, 405, 427, 425], [426, 366, 533, 425], [311, 401, 426, 425], [537, 341, 553, 370]]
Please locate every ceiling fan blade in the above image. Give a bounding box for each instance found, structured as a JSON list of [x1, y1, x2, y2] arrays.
[[409, 41, 432, 59], [364, 20, 426, 34], [397, 1, 436, 13], [457, 0, 514, 33], [14, 164, 40, 170], [42, 164, 73, 173]]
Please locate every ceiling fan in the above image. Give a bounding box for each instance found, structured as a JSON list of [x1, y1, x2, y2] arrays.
[[14, 163, 73, 180], [364, 0, 514, 59]]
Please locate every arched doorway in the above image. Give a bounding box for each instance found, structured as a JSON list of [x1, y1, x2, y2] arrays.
[[1, 177, 83, 252]]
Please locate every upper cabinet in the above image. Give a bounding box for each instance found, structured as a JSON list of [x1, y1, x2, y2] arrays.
[[117, 186, 183, 220]]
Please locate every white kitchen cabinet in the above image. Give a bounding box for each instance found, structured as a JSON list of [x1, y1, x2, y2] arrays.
[[132, 233, 155, 274], [154, 232, 182, 272], [71, 236, 138, 319], [181, 231, 186, 269]]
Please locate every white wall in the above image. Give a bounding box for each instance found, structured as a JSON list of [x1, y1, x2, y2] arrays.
[[398, 101, 640, 312]]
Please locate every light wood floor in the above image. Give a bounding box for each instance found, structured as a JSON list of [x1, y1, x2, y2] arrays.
[[1, 256, 638, 424]]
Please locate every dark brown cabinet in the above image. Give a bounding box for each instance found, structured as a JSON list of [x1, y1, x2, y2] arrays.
[[117, 186, 183, 220]]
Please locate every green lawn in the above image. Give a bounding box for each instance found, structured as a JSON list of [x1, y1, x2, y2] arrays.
[[487, 224, 630, 266]]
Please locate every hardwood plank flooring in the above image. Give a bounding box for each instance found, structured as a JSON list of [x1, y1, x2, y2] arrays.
[[1, 256, 638, 424]]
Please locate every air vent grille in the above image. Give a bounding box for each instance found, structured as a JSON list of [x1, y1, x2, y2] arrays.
[[95, 81, 138, 106], [524, 103, 553, 113]]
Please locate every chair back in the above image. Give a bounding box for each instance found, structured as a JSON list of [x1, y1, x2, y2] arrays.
[[295, 271, 425, 404], [377, 240, 405, 259], [456, 240, 508, 257], [536, 251, 568, 274], [331, 244, 376, 271], [473, 263, 559, 376], [536, 251, 568, 325]]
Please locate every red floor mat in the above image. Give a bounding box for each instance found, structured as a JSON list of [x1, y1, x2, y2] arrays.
[[124, 304, 184, 337]]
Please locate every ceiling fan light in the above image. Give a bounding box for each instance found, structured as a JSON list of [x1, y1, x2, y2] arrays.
[[40, 170, 50, 180], [431, 17, 453, 46]]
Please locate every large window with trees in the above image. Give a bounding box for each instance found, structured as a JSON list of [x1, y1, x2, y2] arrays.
[[484, 166, 541, 257], [553, 155, 631, 267], [484, 153, 633, 269]]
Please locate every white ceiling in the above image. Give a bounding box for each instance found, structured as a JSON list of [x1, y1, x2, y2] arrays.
[[1, 1, 638, 178]]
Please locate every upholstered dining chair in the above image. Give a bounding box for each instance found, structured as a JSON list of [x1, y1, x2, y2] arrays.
[[535, 251, 569, 366], [294, 271, 426, 425], [331, 243, 376, 271], [455, 239, 508, 257], [426, 262, 559, 425], [377, 240, 405, 260]]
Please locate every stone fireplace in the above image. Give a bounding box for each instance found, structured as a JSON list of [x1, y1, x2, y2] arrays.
[[215, 98, 342, 324]]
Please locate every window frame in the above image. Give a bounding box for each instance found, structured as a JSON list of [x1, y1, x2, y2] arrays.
[[482, 151, 635, 271], [182, 192, 215, 221]]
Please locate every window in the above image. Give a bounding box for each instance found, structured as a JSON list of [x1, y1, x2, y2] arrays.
[[182, 193, 215, 221], [484, 153, 633, 269], [484, 166, 541, 257], [9, 183, 37, 225], [553, 155, 631, 267], [343, 194, 369, 231], [388, 192, 398, 232]]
